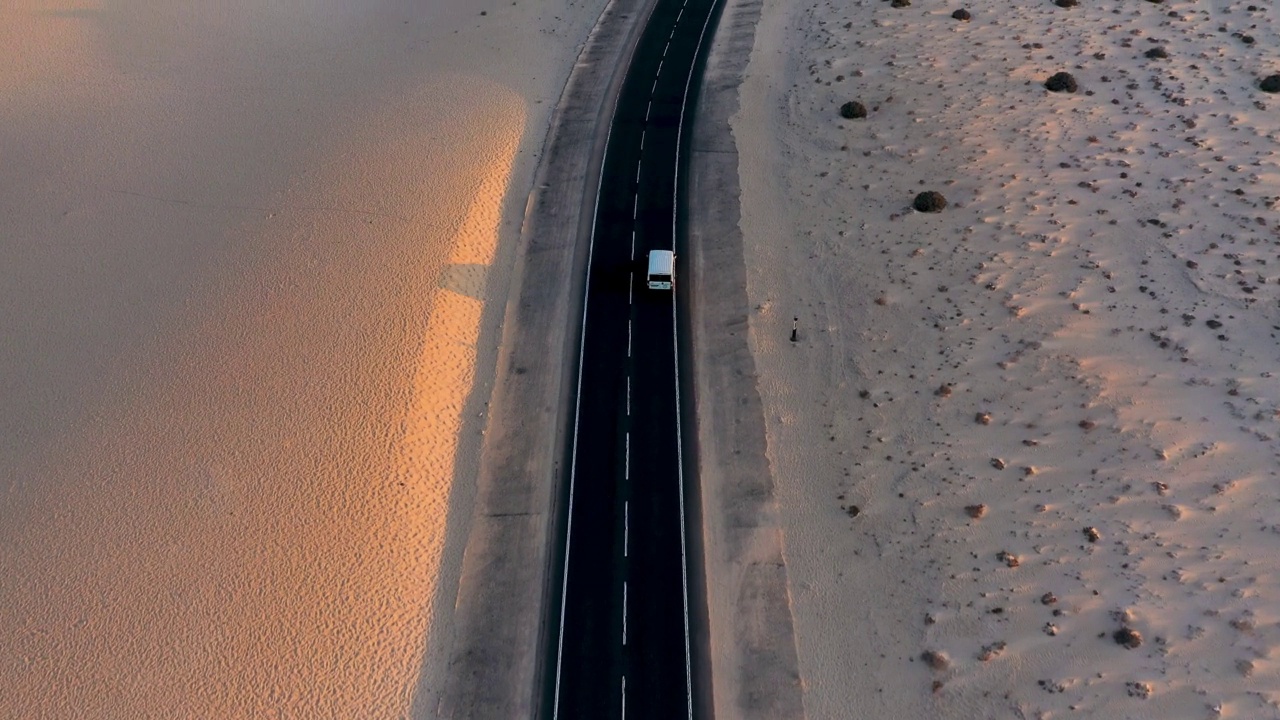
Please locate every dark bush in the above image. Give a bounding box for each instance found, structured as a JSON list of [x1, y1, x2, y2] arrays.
[[891, 0, 910, 7], [1044, 71, 1078, 93], [952, 8, 971, 20], [839, 101, 868, 119], [1113, 627, 1143, 649], [913, 191, 947, 213], [1145, 46, 1169, 59], [1260, 74, 1280, 93], [1055, 0, 1078, 7]]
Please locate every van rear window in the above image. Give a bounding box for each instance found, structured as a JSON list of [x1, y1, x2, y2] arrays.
[[651, 274, 671, 282]]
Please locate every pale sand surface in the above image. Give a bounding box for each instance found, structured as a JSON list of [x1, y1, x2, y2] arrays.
[[734, 0, 1280, 717], [0, 0, 604, 716]]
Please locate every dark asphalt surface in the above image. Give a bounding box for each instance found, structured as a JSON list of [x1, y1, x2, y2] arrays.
[[546, 0, 723, 717]]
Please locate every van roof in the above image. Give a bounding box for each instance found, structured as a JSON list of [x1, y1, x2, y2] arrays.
[[648, 249, 674, 273]]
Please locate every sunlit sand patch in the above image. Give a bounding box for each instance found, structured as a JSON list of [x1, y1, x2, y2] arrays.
[[0, 74, 524, 717]]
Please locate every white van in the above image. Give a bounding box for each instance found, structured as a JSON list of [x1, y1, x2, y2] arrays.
[[646, 250, 675, 290]]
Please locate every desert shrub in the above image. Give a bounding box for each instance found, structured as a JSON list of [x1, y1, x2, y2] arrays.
[[913, 191, 947, 213], [1044, 71, 1078, 93], [839, 101, 868, 119]]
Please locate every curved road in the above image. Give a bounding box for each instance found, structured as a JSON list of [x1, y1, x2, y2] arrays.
[[545, 0, 724, 717]]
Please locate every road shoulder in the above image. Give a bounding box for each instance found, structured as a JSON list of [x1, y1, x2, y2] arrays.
[[686, 0, 806, 716]]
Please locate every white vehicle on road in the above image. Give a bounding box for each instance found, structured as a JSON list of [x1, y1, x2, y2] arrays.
[[646, 249, 675, 290]]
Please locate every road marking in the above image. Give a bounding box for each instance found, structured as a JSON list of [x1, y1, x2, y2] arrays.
[[632, 194, 638, 220], [552, 46, 626, 720], [626, 376, 631, 415], [621, 675, 627, 720], [636, 159, 642, 183], [651, 76, 659, 95], [625, 431, 630, 480], [629, 271, 634, 303], [625, 500, 630, 556], [627, 319, 632, 358], [663, 42, 669, 57], [640, 129, 646, 150], [622, 580, 628, 645], [631, 229, 636, 260], [645, 101, 652, 122], [677, 7, 684, 21], [657, 59, 663, 76]]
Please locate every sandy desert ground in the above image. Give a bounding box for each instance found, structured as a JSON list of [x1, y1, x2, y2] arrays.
[[733, 0, 1280, 717], [0, 0, 606, 715]]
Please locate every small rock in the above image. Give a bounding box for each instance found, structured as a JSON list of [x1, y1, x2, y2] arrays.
[[1260, 74, 1280, 93], [891, 0, 910, 7], [1145, 47, 1169, 60], [975, 412, 992, 425], [921, 650, 949, 671], [1055, 0, 1078, 6], [951, 8, 971, 20], [1078, 419, 1097, 431], [1044, 622, 1059, 636], [1084, 526, 1101, 542], [997, 550, 1020, 568], [847, 505, 861, 518], [965, 504, 987, 519], [991, 457, 1006, 470], [1040, 592, 1058, 605], [1237, 659, 1255, 677], [935, 384, 954, 397]]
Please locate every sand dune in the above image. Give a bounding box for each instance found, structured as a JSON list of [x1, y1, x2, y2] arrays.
[[0, 0, 602, 716], [734, 0, 1280, 716]]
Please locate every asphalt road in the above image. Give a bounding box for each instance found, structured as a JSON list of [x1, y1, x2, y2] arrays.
[[545, 0, 723, 717]]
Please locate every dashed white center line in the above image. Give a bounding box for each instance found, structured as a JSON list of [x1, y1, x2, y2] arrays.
[[631, 229, 636, 260], [663, 42, 669, 57], [628, 271, 634, 302], [621, 675, 627, 720], [627, 319, 632, 357], [625, 431, 630, 480], [640, 129, 646, 150], [632, 194, 638, 220], [622, 580, 628, 646], [635, 160, 642, 183], [624, 500, 630, 556], [626, 376, 631, 415]]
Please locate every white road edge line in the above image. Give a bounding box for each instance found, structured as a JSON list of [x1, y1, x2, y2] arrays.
[[671, 0, 724, 716], [551, 51, 625, 720]]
